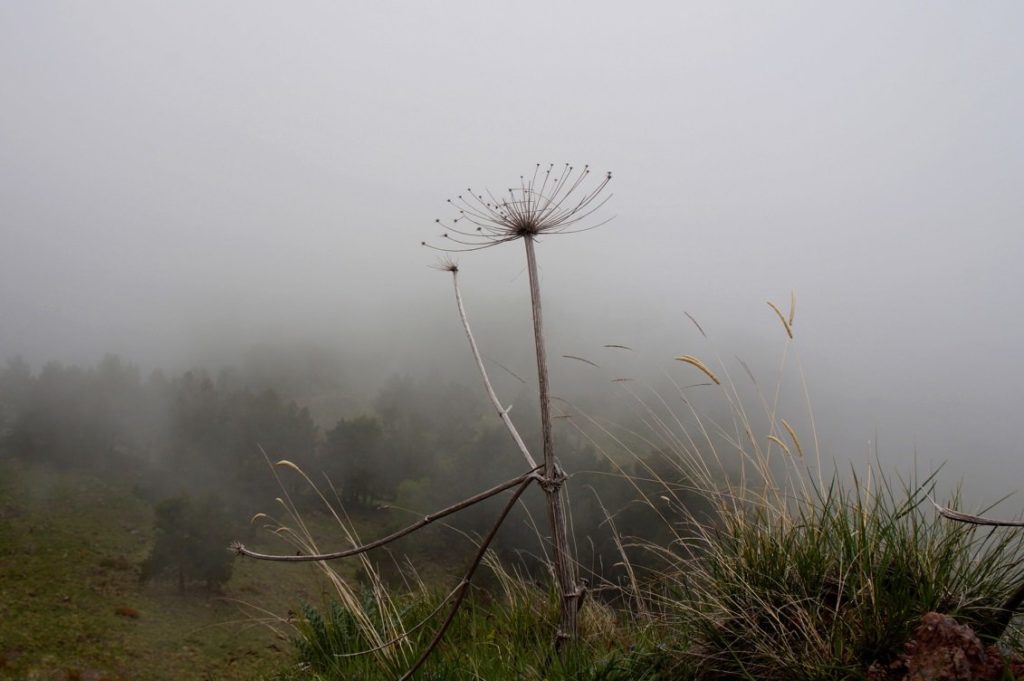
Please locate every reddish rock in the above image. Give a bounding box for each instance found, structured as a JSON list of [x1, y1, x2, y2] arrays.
[[868, 611, 1024, 681]]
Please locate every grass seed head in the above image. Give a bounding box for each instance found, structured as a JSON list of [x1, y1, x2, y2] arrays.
[[674, 354, 721, 385]]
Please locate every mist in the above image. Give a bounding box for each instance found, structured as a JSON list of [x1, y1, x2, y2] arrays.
[[3, 2, 1024, 503]]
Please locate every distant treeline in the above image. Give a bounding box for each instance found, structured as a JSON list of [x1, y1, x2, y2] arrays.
[[0, 354, 704, 581]]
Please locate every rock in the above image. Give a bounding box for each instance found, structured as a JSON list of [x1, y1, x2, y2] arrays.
[[868, 611, 1024, 681]]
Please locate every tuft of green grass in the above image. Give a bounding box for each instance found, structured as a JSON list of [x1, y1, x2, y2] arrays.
[[565, 305, 1024, 680], [654, 469, 1024, 680], [256, 303, 1024, 680], [272, 583, 671, 681], [247, 456, 677, 680]]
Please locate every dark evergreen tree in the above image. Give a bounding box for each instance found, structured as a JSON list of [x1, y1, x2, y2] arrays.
[[140, 494, 234, 593], [323, 415, 385, 506]]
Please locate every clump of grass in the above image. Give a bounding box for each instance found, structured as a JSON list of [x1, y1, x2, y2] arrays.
[[251, 290, 1024, 680], [241, 456, 673, 680], [234, 455, 419, 674], [274, 577, 670, 681], [564, 297, 1024, 680], [659, 470, 1024, 680]]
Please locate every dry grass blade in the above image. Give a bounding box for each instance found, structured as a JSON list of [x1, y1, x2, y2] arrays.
[[735, 355, 757, 385], [767, 300, 794, 339], [484, 355, 527, 384], [789, 289, 796, 326], [563, 354, 601, 368], [674, 355, 721, 385], [684, 311, 707, 338]]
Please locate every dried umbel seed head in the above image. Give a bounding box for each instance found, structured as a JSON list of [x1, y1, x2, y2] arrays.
[[424, 163, 613, 252], [429, 256, 459, 273]]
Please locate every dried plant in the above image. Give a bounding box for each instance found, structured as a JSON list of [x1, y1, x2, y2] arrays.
[[422, 163, 612, 252], [425, 163, 613, 648], [234, 163, 612, 677]]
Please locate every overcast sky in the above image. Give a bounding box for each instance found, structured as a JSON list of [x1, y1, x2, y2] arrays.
[[2, 2, 1023, 499]]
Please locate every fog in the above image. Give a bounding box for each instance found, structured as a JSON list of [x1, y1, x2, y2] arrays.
[[3, 2, 1024, 502]]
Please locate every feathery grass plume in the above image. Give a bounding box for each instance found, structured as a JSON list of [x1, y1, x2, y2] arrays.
[[673, 354, 721, 385], [780, 418, 804, 458], [766, 434, 792, 455], [423, 163, 613, 252], [767, 299, 794, 339], [275, 459, 304, 476]]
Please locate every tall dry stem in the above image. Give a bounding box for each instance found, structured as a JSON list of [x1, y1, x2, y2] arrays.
[[524, 234, 579, 643], [426, 163, 613, 643]]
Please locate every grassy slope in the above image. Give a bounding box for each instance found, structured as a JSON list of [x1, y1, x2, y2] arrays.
[[0, 458, 371, 681]]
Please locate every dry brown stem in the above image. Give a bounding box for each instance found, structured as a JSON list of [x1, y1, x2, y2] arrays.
[[232, 467, 540, 562], [398, 476, 533, 680], [524, 235, 580, 644]]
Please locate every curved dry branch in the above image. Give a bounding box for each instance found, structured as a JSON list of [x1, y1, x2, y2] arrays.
[[232, 467, 540, 562], [933, 499, 1024, 639], [932, 501, 1024, 527], [449, 268, 538, 469], [398, 476, 534, 681]]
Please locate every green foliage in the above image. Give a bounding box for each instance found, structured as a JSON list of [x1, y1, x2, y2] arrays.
[[140, 494, 235, 593], [660, 470, 1024, 680], [4, 355, 151, 467], [0, 355, 33, 438], [0, 356, 690, 584], [1, 357, 320, 510], [323, 415, 386, 505], [276, 588, 672, 681], [167, 373, 318, 504], [0, 459, 292, 680]]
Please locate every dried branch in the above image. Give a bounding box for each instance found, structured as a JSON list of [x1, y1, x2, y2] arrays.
[[448, 267, 538, 469], [424, 164, 613, 252], [932, 500, 1024, 527], [233, 467, 540, 562], [933, 499, 1024, 639], [398, 475, 533, 681]]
